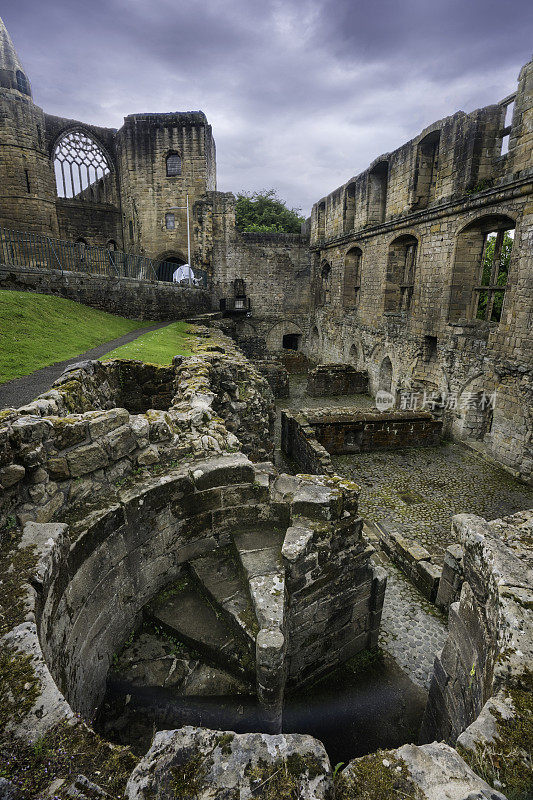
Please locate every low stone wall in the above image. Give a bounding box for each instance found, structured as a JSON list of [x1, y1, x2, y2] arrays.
[[306, 363, 369, 396], [421, 509, 533, 758], [308, 409, 442, 454], [281, 408, 442, 474], [0, 331, 275, 529], [0, 263, 211, 321], [281, 410, 334, 475], [377, 522, 442, 602]]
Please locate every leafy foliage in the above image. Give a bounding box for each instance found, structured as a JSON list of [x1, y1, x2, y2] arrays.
[[476, 231, 513, 321], [235, 189, 305, 234]]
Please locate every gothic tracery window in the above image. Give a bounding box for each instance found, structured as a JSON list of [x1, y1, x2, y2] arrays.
[[54, 130, 111, 202]]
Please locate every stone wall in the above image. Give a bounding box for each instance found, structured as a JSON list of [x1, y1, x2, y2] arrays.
[[306, 363, 369, 396], [281, 410, 334, 475], [305, 59, 533, 484], [421, 509, 533, 748], [0, 331, 275, 529], [204, 191, 313, 355], [281, 480, 386, 686], [281, 409, 442, 471], [253, 358, 290, 398], [0, 263, 212, 321]]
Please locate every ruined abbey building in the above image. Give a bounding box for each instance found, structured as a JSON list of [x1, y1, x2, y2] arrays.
[[1, 13, 532, 800]]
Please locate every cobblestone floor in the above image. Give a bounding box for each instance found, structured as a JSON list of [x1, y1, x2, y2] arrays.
[[332, 444, 533, 562], [376, 553, 447, 689]]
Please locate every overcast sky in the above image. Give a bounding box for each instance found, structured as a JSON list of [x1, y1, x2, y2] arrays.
[[3, 0, 532, 214]]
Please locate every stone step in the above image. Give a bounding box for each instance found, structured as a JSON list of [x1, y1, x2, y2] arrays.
[[146, 577, 255, 682], [189, 547, 259, 645], [232, 527, 286, 632]]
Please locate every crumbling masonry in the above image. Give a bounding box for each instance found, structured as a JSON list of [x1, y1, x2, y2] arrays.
[[0, 14, 532, 800]]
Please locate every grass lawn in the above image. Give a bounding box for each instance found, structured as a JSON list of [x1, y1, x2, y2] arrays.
[[0, 291, 155, 383], [101, 320, 195, 364]]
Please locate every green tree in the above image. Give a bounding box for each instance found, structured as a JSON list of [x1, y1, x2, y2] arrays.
[[477, 230, 513, 320], [235, 189, 305, 234]]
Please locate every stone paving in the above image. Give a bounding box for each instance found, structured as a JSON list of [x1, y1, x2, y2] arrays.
[[377, 556, 447, 689], [332, 444, 533, 562], [276, 377, 533, 564]]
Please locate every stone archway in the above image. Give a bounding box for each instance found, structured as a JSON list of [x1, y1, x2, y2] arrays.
[[266, 321, 304, 352], [379, 356, 393, 393]]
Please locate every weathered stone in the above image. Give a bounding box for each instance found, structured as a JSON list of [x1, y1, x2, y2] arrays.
[[67, 442, 109, 477], [125, 727, 332, 800], [0, 463, 25, 486]]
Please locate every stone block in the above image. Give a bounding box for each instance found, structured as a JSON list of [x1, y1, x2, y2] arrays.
[[190, 454, 255, 489], [67, 442, 108, 477]]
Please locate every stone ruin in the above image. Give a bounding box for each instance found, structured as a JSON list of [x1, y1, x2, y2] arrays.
[[0, 14, 532, 799], [0, 328, 530, 799]]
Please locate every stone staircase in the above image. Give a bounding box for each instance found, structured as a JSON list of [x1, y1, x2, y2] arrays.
[[111, 526, 288, 730]]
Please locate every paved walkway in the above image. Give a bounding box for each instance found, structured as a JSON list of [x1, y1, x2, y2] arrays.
[[0, 322, 169, 411]]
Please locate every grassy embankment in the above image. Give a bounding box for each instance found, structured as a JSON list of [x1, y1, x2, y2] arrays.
[[101, 320, 195, 364], [0, 291, 155, 383]]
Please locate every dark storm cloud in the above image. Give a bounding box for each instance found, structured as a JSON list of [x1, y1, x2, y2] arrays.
[[2, 0, 532, 212]]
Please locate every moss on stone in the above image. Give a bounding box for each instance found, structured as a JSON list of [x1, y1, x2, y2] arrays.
[[169, 751, 211, 798], [457, 672, 533, 800], [0, 648, 40, 732], [245, 756, 311, 799], [215, 732, 234, 755], [0, 720, 137, 799], [0, 540, 38, 637], [334, 751, 421, 800]]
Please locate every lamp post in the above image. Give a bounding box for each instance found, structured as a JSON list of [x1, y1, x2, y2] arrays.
[[169, 194, 192, 286]]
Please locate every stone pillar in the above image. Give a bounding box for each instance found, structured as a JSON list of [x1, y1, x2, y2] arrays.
[[256, 627, 286, 734]]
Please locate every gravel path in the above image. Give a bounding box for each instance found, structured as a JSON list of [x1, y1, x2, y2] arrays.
[[0, 322, 170, 410]]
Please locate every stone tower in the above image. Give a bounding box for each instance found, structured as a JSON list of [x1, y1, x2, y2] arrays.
[[116, 112, 216, 271], [0, 16, 58, 235]]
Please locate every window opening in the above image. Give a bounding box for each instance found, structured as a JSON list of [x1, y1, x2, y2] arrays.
[[54, 130, 111, 202], [367, 162, 388, 224], [16, 70, 30, 95], [344, 184, 356, 232], [343, 248, 362, 309], [166, 153, 182, 177], [282, 333, 301, 350], [474, 228, 513, 322]]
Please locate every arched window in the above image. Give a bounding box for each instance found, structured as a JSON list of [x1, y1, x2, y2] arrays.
[[414, 131, 440, 209], [54, 130, 111, 203], [367, 161, 388, 224], [344, 183, 356, 232], [379, 357, 393, 393], [166, 152, 182, 177], [165, 212, 175, 230], [449, 215, 515, 323], [385, 235, 418, 313], [343, 247, 362, 309], [317, 261, 331, 306], [15, 70, 30, 96]]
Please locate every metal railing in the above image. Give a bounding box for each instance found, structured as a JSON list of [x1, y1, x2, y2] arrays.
[[0, 226, 208, 288]]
